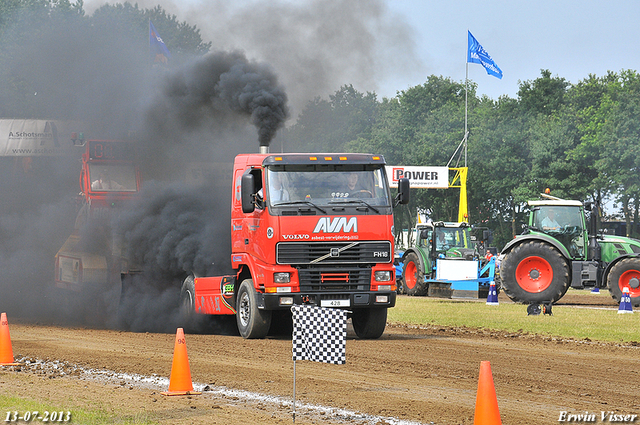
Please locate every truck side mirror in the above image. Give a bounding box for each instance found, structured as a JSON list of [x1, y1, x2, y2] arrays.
[[241, 173, 256, 213], [395, 178, 410, 206]]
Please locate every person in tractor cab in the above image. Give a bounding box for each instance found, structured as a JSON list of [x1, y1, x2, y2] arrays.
[[435, 231, 448, 251], [541, 209, 561, 230], [92, 171, 124, 191]]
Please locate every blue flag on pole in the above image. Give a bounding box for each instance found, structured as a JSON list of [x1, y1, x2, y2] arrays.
[[149, 20, 171, 66], [467, 31, 502, 79]]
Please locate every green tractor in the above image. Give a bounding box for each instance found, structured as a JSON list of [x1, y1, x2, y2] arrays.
[[500, 196, 640, 306], [400, 221, 493, 298]]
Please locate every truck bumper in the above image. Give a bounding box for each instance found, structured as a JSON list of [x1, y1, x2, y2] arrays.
[[261, 291, 396, 310]]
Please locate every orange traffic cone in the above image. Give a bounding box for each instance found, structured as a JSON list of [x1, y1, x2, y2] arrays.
[[1, 312, 22, 366], [161, 328, 201, 396], [473, 361, 502, 425]]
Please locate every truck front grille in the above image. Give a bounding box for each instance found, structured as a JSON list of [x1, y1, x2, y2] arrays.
[[277, 241, 391, 265], [297, 266, 371, 292]]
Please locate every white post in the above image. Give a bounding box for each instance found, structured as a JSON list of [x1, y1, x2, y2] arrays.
[[293, 360, 296, 422]]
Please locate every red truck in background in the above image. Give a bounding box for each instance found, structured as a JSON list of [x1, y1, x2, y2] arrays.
[[54, 139, 141, 304], [180, 152, 410, 339]]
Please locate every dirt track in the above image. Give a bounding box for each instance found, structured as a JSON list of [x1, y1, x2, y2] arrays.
[[2, 294, 640, 424]]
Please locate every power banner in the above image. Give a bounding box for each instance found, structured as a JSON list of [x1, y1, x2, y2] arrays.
[[0, 119, 83, 156], [385, 166, 449, 189]]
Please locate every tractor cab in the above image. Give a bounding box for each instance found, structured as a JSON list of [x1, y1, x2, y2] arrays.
[[528, 200, 587, 260], [430, 222, 475, 261]]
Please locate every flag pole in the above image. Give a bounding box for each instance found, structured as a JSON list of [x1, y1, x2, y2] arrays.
[[293, 359, 296, 422], [465, 58, 468, 168]]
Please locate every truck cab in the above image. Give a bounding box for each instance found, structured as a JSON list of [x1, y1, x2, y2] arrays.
[[54, 140, 141, 296], [185, 153, 410, 339]]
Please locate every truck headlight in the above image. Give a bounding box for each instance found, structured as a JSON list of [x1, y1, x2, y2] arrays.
[[274, 272, 291, 283], [374, 271, 392, 282]]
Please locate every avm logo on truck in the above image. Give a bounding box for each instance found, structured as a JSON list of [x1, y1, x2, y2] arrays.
[[313, 217, 358, 233]]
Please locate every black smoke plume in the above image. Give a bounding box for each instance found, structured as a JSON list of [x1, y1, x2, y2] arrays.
[[112, 51, 289, 332], [146, 50, 288, 149]]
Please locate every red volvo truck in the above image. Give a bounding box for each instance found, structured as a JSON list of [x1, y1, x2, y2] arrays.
[[180, 152, 410, 339]]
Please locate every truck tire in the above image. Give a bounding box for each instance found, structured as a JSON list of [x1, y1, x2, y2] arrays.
[[402, 252, 428, 296], [501, 241, 570, 304], [236, 279, 272, 339], [179, 275, 199, 332], [351, 307, 387, 339], [607, 257, 640, 307]]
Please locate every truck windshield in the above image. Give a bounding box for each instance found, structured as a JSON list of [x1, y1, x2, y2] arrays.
[[89, 164, 137, 192], [266, 167, 391, 207]]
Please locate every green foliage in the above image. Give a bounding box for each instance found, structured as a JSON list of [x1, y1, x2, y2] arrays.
[[0, 0, 209, 119], [284, 84, 378, 152]]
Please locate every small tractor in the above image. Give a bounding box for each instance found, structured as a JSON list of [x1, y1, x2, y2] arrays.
[[500, 194, 640, 306], [399, 219, 495, 298]]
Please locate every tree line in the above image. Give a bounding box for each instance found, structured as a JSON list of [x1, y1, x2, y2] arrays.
[[281, 71, 640, 248], [2, 2, 639, 249]]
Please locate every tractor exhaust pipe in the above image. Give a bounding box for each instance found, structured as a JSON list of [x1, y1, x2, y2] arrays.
[[259, 145, 269, 154]]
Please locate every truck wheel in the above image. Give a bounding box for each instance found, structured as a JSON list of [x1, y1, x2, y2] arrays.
[[607, 257, 640, 307], [179, 275, 199, 332], [236, 279, 272, 339], [500, 241, 570, 304], [402, 252, 428, 296], [351, 308, 387, 339]]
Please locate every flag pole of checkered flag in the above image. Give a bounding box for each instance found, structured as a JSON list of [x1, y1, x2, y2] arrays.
[[292, 305, 347, 364]]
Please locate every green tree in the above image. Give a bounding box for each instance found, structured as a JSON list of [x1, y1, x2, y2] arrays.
[[592, 70, 640, 235], [284, 84, 379, 152], [0, 1, 210, 120], [517, 69, 570, 115]]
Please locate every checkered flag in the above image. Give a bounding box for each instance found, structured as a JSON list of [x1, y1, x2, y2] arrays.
[[291, 305, 347, 365]]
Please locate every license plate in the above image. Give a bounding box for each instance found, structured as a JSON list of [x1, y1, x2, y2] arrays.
[[320, 299, 350, 307]]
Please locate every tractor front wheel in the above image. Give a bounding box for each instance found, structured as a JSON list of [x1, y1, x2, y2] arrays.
[[607, 257, 640, 307], [401, 252, 428, 296], [500, 241, 570, 304]]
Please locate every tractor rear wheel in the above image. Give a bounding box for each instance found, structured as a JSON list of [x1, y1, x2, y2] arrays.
[[607, 257, 640, 307], [501, 241, 570, 304], [401, 252, 428, 296]]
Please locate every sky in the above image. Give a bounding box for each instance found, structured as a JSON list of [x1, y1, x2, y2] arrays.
[[81, 0, 640, 114], [382, 0, 640, 101]]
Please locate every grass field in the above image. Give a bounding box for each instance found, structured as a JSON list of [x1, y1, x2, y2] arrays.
[[388, 291, 640, 344]]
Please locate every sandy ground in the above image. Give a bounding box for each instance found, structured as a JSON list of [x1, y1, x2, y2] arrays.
[[2, 293, 640, 425]]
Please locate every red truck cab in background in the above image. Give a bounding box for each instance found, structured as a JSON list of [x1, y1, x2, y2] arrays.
[[182, 152, 410, 339], [54, 140, 141, 297]]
